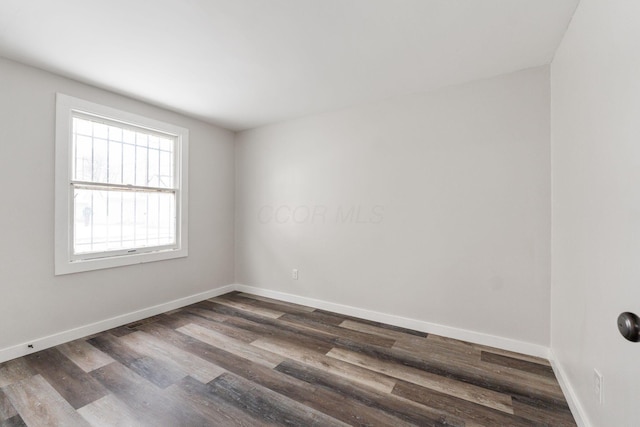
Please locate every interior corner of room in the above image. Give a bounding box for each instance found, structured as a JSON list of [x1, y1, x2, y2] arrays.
[[0, 1, 638, 426]]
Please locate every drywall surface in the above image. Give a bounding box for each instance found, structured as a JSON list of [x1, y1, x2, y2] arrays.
[[0, 57, 235, 351], [551, 1, 640, 425], [236, 66, 551, 346]]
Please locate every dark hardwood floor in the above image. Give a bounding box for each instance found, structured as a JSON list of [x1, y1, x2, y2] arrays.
[[0, 292, 576, 426]]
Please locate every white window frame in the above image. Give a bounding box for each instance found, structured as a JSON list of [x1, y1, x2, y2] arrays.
[[55, 93, 189, 275]]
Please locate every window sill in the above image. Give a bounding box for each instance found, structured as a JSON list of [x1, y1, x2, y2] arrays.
[[54, 247, 188, 275]]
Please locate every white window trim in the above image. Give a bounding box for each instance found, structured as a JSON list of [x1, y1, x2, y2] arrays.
[[55, 93, 189, 275]]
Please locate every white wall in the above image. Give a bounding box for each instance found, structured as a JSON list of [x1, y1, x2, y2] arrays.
[[0, 58, 235, 353], [236, 66, 551, 348], [551, 1, 640, 426]]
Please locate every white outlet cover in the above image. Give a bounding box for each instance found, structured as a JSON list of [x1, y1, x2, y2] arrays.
[[594, 369, 603, 404]]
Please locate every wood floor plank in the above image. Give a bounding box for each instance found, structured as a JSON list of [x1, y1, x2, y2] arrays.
[[88, 334, 186, 389], [25, 347, 108, 409], [0, 359, 36, 388], [147, 312, 193, 330], [237, 292, 317, 312], [275, 359, 465, 427], [0, 414, 27, 427], [121, 314, 170, 330], [314, 309, 428, 338], [209, 296, 286, 319], [340, 319, 427, 341], [119, 331, 225, 384], [163, 376, 267, 427], [335, 335, 567, 406], [511, 395, 577, 426], [427, 334, 552, 366], [57, 339, 115, 373], [229, 293, 317, 315], [393, 334, 481, 365], [0, 390, 17, 421], [208, 372, 348, 426], [223, 315, 335, 354], [481, 351, 556, 378], [3, 374, 89, 426], [140, 322, 416, 426], [286, 309, 348, 326], [90, 362, 211, 427], [76, 394, 143, 427], [204, 300, 341, 345], [108, 326, 137, 337], [392, 379, 538, 427], [180, 306, 233, 323], [177, 322, 285, 368], [252, 336, 397, 393], [174, 310, 260, 343], [327, 346, 515, 414], [279, 312, 398, 348]]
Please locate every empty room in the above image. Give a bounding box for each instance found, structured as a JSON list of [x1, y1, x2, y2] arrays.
[[0, 0, 637, 426]]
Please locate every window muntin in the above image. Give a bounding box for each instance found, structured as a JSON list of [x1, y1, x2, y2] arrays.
[[71, 115, 176, 188], [70, 115, 178, 259], [55, 94, 189, 275]]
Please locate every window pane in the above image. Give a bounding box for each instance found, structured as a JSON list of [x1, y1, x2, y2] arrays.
[[135, 145, 148, 186], [73, 188, 176, 255], [93, 122, 108, 139], [108, 125, 122, 142], [93, 138, 108, 182], [160, 150, 173, 188], [74, 134, 93, 181], [122, 143, 136, 185], [148, 135, 160, 150], [108, 141, 122, 184], [74, 117, 92, 136], [148, 146, 160, 187], [72, 116, 175, 189], [123, 129, 135, 144]]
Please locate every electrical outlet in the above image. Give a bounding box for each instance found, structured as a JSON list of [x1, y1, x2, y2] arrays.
[[292, 269, 299, 280], [594, 369, 603, 404]]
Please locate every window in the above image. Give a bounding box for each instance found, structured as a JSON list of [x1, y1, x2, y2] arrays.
[[55, 94, 189, 275]]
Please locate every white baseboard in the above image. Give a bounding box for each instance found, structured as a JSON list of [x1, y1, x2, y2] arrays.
[[234, 284, 550, 359], [0, 284, 235, 364], [0, 283, 550, 365], [549, 351, 590, 427]]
